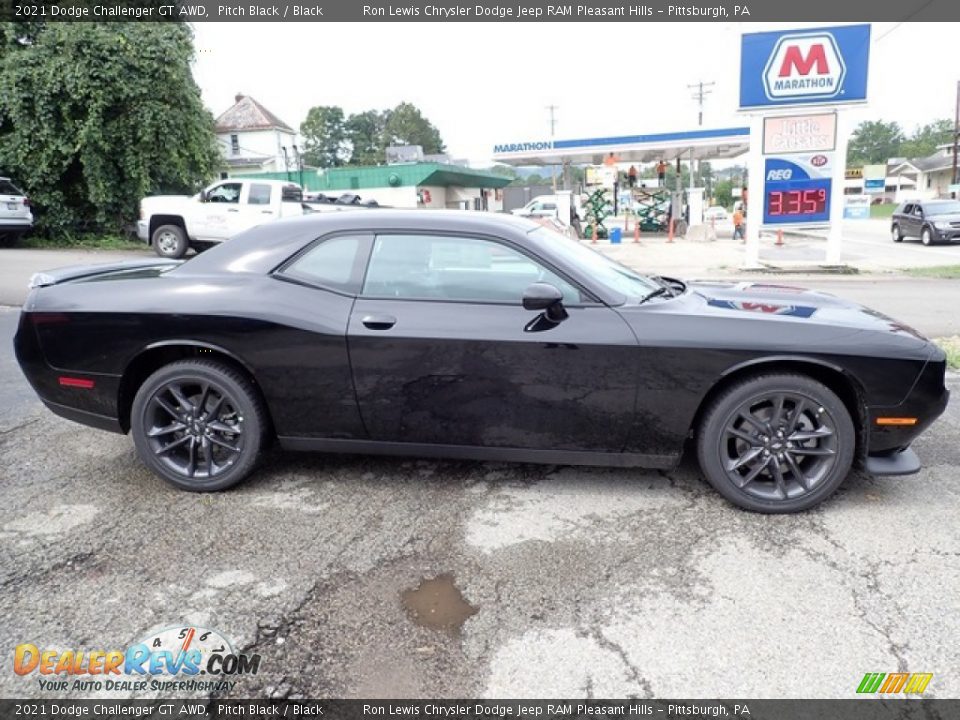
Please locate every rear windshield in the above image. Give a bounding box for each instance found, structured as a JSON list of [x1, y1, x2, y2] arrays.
[[0, 180, 22, 195]]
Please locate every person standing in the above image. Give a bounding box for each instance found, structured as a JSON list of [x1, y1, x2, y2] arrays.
[[656, 160, 668, 186], [628, 165, 638, 188], [732, 208, 745, 242]]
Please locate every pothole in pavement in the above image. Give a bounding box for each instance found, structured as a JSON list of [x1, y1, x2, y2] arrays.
[[402, 574, 477, 634]]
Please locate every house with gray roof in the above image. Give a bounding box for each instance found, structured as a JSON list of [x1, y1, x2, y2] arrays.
[[214, 94, 300, 176]]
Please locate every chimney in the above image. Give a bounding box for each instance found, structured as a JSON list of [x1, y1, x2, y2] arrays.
[[235, 93, 244, 103]]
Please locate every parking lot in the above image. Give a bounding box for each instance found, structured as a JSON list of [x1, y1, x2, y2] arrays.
[[2, 284, 959, 698]]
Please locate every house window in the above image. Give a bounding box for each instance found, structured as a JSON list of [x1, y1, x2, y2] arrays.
[[230, 134, 239, 155]]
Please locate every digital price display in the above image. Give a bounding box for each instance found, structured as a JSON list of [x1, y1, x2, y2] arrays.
[[762, 156, 833, 226]]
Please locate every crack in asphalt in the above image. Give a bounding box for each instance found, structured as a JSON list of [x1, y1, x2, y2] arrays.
[[0, 549, 97, 591], [590, 627, 655, 699]]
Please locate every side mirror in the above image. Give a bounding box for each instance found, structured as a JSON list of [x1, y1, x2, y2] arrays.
[[523, 282, 568, 324], [199, 190, 209, 203]]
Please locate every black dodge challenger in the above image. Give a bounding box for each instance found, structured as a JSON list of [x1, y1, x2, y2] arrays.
[[14, 211, 949, 512]]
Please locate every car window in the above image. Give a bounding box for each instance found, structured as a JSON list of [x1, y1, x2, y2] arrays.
[[913, 205, 923, 216], [0, 180, 21, 195], [924, 201, 960, 215], [280, 235, 366, 293], [207, 183, 241, 204], [362, 234, 582, 304], [900, 204, 912, 215], [248, 184, 272, 205]]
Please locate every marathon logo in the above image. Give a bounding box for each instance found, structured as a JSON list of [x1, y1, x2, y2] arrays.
[[493, 141, 554, 154], [763, 33, 846, 100]]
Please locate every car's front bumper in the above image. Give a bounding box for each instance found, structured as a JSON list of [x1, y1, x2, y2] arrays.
[[136, 220, 149, 243], [933, 226, 960, 243]]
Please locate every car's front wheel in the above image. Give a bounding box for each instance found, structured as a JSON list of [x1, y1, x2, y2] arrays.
[[891, 224, 903, 242], [921, 226, 936, 246], [152, 224, 188, 258], [131, 360, 267, 491], [697, 373, 855, 513]]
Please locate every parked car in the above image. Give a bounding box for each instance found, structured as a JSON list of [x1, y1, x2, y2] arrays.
[[0, 177, 33, 246], [15, 211, 948, 513], [704, 206, 729, 222], [891, 199, 960, 246], [511, 195, 561, 218]]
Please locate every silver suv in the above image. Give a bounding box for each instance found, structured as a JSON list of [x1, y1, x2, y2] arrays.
[[0, 177, 33, 245]]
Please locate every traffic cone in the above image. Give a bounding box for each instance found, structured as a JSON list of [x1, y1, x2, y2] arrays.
[[667, 219, 674, 244], [634, 222, 641, 243], [592, 224, 598, 245], [776, 229, 784, 246]]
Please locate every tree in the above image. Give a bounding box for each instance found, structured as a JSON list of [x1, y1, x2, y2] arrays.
[[345, 110, 387, 165], [901, 119, 955, 159], [381, 102, 445, 154], [0, 22, 219, 237], [713, 179, 734, 209], [847, 120, 904, 165], [300, 105, 349, 168]]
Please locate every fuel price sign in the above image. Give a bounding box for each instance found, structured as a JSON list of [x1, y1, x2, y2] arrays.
[[762, 154, 833, 225]]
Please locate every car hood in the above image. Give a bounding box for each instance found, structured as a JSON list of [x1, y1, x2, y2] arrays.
[[680, 280, 929, 341], [930, 213, 960, 223], [141, 194, 196, 210]]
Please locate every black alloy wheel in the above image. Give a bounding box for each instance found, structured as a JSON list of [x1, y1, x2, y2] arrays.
[[697, 374, 855, 513], [131, 360, 266, 491]]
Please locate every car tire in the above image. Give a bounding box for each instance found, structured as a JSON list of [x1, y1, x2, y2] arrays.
[[696, 373, 855, 513], [891, 224, 903, 243], [921, 226, 935, 246], [152, 224, 188, 259], [131, 359, 268, 492]]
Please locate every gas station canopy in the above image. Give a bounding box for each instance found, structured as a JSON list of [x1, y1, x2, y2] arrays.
[[492, 126, 750, 166]]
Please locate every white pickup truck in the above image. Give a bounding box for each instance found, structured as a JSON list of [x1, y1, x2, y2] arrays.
[[138, 179, 310, 258]]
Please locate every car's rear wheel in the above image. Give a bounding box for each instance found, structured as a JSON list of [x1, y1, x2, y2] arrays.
[[921, 226, 935, 246], [152, 224, 188, 259], [131, 360, 267, 491], [697, 373, 855, 513], [891, 224, 903, 243]]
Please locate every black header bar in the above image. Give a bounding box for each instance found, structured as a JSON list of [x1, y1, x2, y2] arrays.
[[3, 0, 960, 22]]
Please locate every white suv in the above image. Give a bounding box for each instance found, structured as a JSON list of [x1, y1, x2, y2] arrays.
[[0, 177, 33, 245]]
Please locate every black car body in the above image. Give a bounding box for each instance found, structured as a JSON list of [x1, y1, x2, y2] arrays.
[[891, 199, 960, 245], [14, 211, 949, 512]]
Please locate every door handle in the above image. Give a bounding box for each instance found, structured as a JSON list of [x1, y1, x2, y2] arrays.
[[261, 210, 273, 214], [361, 314, 397, 330], [227, 208, 239, 213]]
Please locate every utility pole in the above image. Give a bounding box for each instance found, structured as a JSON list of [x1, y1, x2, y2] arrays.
[[546, 104, 559, 191], [953, 80, 959, 195], [688, 81, 715, 127]]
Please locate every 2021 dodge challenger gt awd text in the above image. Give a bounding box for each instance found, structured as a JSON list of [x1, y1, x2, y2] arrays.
[[14, 211, 949, 512]]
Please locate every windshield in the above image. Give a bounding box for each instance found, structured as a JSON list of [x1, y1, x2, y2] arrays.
[[925, 201, 960, 216], [529, 226, 661, 298]]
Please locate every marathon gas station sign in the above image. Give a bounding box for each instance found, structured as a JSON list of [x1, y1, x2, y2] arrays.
[[739, 23, 870, 266], [739, 24, 870, 110]]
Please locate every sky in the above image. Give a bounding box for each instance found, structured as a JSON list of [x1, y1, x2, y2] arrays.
[[191, 22, 957, 167]]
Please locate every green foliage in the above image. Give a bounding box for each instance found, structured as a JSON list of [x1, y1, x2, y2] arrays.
[[901, 119, 955, 158], [381, 102, 445, 155], [300, 105, 349, 168], [713, 179, 734, 209], [847, 118, 955, 165], [345, 110, 387, 166], [0, 22, 219, 237], [847, 120, 904, 165], [302, 102, 445, 167]]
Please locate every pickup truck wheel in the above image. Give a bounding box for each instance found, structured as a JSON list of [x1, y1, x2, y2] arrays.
[[153, 224, 188, 259]]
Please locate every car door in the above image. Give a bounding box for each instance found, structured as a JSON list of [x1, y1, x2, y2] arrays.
[[346, 232, 640, 453], [240, 183, 278, 233], [906, 203, 924, 237], [194, 181, 244, 241]]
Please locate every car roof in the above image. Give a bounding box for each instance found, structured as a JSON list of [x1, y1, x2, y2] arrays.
[[175, 210, 545, 276]]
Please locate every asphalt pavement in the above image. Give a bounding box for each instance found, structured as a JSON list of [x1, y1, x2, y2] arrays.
[[1, 298, 959, 699]]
